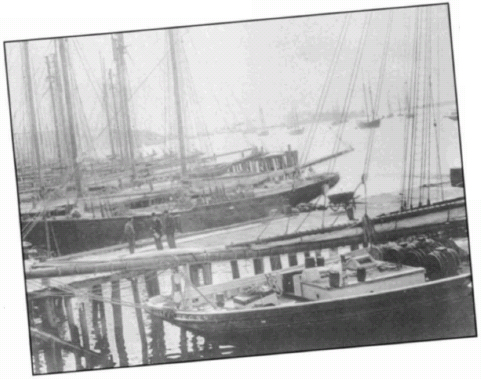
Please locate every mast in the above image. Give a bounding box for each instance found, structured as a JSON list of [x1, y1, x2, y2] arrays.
[[168, 29, 187, 176], [52, 44, 70, 165], [112, 34, 136, 178], [22, 42, 43, 189], [58, 38, 83, 198], [367, 79, 375, 120], [259, 106, 266, 130], [100, 53, 116, 159], [362, 82, 370, 121], [109, 69, 124, 163], [45, 56, 63, 167]]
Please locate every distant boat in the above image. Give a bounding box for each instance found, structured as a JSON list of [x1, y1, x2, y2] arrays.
[[257, 106, 269, 136], [289, 127, 304, 135], [450, 167, 463, 187], [358, 81, 381, 129], [446, 110, 458, 121], [287, 102, 304, 135], [357, 119, 381, 129]]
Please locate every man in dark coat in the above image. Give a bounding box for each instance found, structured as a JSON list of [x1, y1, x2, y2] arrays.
[[151, 212, 163, 250], [124, 217, 136, 254], [164, 210, 177, 248]]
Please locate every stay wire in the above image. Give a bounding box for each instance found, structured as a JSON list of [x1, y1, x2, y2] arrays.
[[296, 13, 373, 233], [300, 14, 351, 165]]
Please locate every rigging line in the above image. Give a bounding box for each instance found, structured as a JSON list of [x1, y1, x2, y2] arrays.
[[128, 31, 188, 101], [427, 11, 434, 204], [329, 12, 372, 173], [419, 12, 428, 204], [411, 8, 424, 207], [300, 14, 351, 165], [435, 14, 444, 202], [373, 10, 394, 116], [423, 11, 433, 204], [406, 8, 421, 207], [72, 40, 103, 103], [360, 11, 393, 193]]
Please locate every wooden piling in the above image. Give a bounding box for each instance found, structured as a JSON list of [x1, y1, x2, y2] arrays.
[[202, 263, 213, 285], [78, 302, 92, 369], [111, 279, 129, 367], [180, 327, 188, 359], [64, 297, 82, 369], [288, 253, 298, 267], [230, 260, 240, 279], [149, 314, 166, 364], [143, 271, 160, 297], [189, 264, 201, 286], [130, 278, 148, 364], [253, 258, 264, 274], [270, 255, 282, 271]]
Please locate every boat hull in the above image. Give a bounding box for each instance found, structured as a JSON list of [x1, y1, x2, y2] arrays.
[[22, 173, 339, 254], [147, 274, 474, 345], [357, 119, 381, 129]]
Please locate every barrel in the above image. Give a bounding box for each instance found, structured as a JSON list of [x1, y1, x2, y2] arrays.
[[305, 257, 316, 268], [329, 271, 340, 288], [356, 267, 367, 282]]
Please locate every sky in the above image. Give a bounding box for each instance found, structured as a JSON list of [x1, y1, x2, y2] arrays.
[[5, 4, 456, 160]]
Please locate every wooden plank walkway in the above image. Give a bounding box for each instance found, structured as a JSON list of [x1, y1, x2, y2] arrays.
[[25, 198, 466, 284]]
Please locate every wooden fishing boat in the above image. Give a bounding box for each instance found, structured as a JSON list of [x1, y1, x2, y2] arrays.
[[144, 247, 473, 342], [357, 118, 381, 129], [289, 127, 304, 135], [447, 110, 458, 121]]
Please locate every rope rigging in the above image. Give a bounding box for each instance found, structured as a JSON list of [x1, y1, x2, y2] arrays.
[[290, 12, 373, 235], [400, 7, 443, 211], [358, 10, 394, 200], [299, 13, 351, 166]]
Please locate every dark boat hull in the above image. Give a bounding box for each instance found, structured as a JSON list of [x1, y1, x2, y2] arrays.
[[22, 173, 339, 254], [289, 128, 304, 135], [357, 119, 381, 129], [450, 168, 464, 188], [149, 274, 475, 345]]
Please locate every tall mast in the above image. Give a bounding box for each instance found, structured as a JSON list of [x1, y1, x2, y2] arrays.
[[58, 38, 82, 198], [100, 53, 116, 159], [45, 56, 63, 167], [112, 34, 136, 178], [52, 44, 70, 165], [21, 42, 43, 188], [168, 29, 187, 177], [259, 106, 266, 130], [109, 69, 124, 163]]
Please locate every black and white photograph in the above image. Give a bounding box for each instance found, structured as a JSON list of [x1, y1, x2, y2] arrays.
[[1, 1, 478, 377]]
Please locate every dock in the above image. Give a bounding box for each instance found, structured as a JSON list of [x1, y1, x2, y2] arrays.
[[25, 197, 466, 281]]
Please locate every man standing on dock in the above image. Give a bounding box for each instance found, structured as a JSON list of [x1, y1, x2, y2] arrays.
[[151, 212, 163, 250], [164, 210, 176, 248], [124, 217, 136, 254]]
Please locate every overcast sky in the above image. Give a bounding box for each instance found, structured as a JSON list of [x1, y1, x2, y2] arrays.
[[5, 4, 455, 157]]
